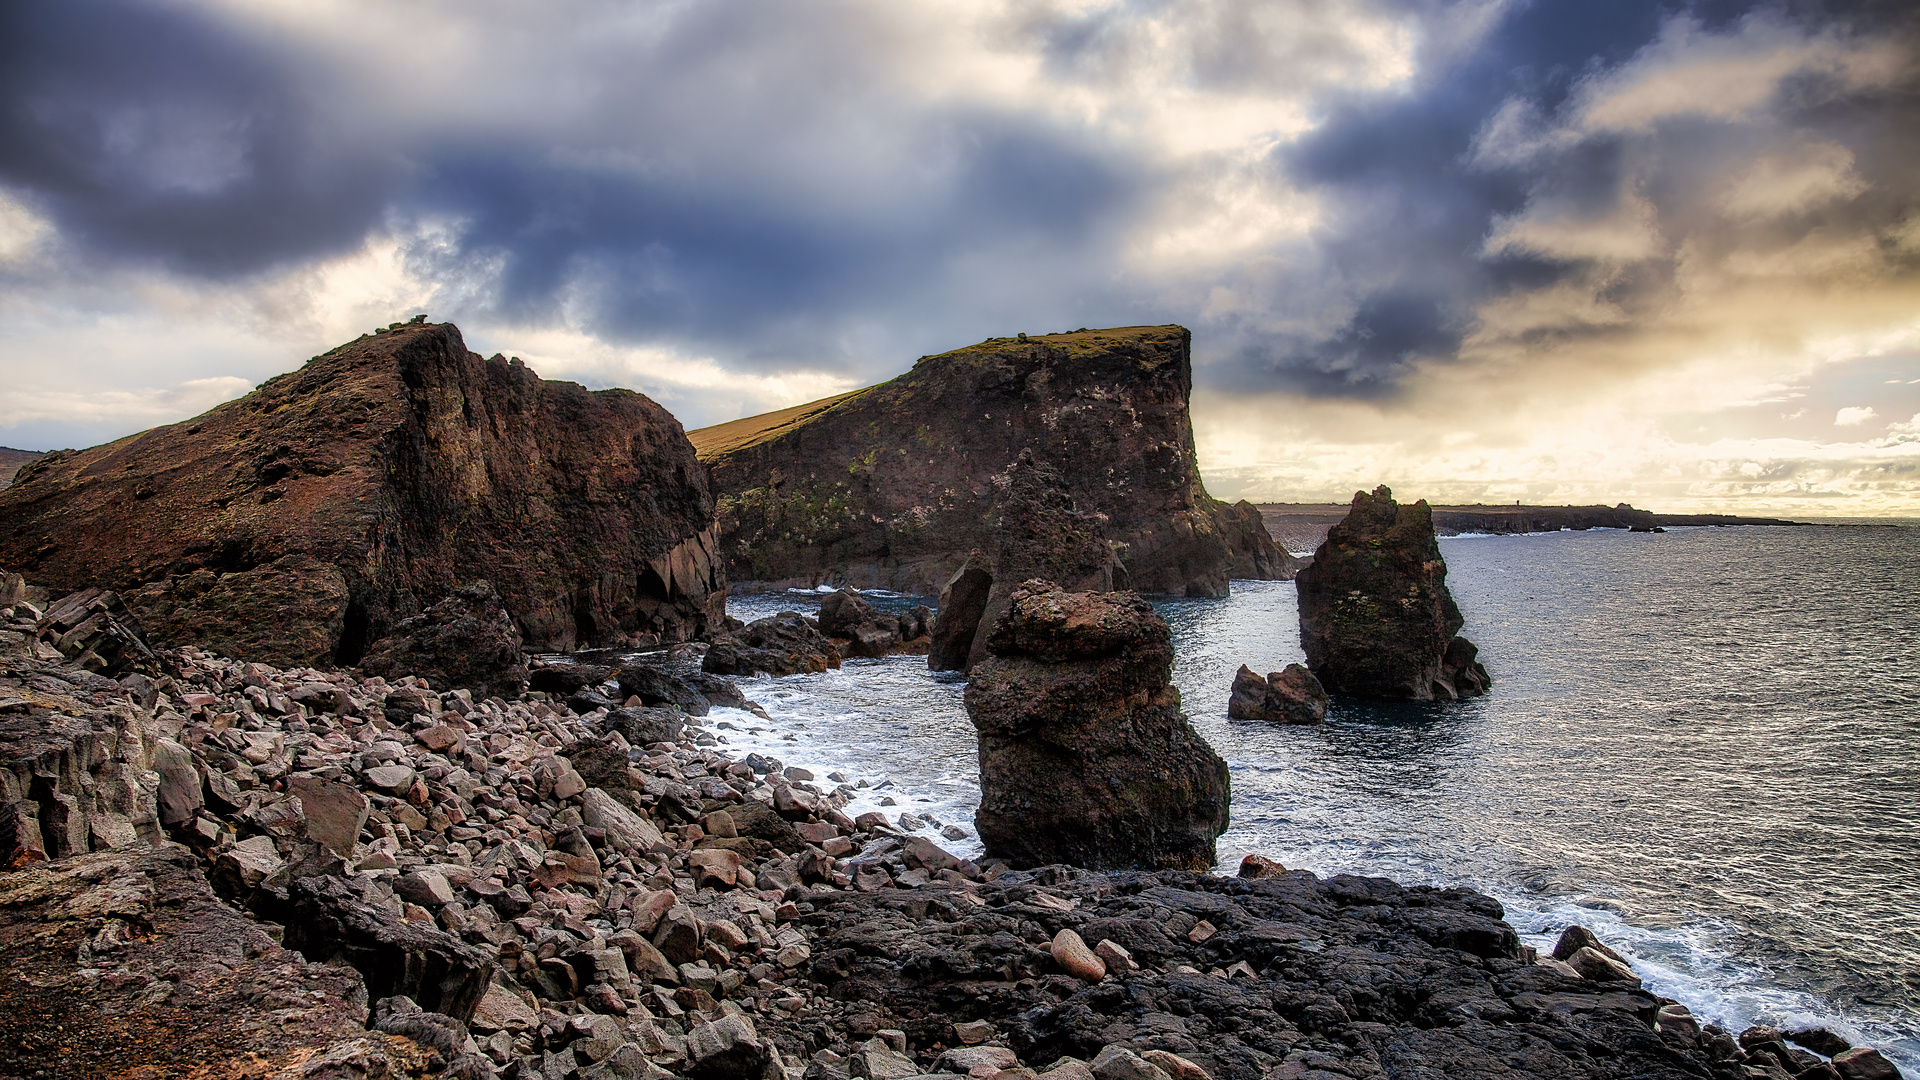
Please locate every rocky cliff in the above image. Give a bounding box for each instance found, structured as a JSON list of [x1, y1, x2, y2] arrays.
[[690, 326, 1296, 599], [0, 322, 723, 668], [0, 447, 43, 491]]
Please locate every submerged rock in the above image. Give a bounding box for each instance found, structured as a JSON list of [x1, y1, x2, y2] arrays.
[[1294, 486, 1491, 701], [966, 581, 1230, 871], [1225, 663, 1327, 724], [0, 321, 723, 675], [692, 325, 1296, 600]]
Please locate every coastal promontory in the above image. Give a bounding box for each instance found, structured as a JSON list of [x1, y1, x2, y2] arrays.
[[0, 321, 723, 668], [688, 326, 1295, 599]]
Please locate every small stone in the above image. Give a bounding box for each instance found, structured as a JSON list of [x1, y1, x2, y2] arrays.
[[470, 983, 538, 1033], [552, 759, 588, 799], [415, 724, 462, 751], [393, 870, 455, 907], [1236, 854, 1286, 879], [683, 1013, 771, 1080], [953, 1020, 994, 1045], [1089, 1046, 1171, 1080], [689, 848, 745, 889], [1093, 939, 1137, 972], [936, 1046, 1020, 1075], [1187, 920, 1216, 943], [363, 764, 416, 793], [942, 824, 969, 840], [1050, 928, 1106, 981], [1139, 1052, 1211, 1080], [851, 1038, 919, 1080], [1655, 1005, 1700, 1042], [1564, 945, 1638, 985]]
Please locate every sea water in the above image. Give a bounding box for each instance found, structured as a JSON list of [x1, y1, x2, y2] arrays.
[[699, 523, 1920, 1069]]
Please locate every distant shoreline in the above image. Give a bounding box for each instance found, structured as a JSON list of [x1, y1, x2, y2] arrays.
[[1257, 501, 1811, 556]]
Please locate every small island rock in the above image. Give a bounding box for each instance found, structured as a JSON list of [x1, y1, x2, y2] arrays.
[[1226, 663, 1328, 724], [1294, 485, 1491, 701]]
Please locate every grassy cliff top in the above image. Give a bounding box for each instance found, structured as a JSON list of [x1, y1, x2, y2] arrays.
[[687, 325, 1182, 463]]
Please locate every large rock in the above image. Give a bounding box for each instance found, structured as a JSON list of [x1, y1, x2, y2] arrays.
[[0, 321, 724, 671], [277, 872, 495, 1023], [817, 588, 932, 659], [1294, 486, 1491, 701], [355, 580, 528, 699], [1226, 663, 1328, 724], [691, 326, 1296, 599], [0, 843, 374, 1079], [701, 612, 841, 676], [966, 581, 1230, 871]]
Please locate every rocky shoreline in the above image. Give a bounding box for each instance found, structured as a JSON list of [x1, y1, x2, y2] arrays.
[[3, 582, 1903, 1080]]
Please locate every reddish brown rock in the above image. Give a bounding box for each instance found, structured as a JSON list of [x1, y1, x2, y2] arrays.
[[690, 326, 1296, 603], [1227, 663, 1328, 724], [966, 581, 1230, 871], [355, 580, 528, 698], [0, 321, 723, 671], [1295, 486, 1491, 701]]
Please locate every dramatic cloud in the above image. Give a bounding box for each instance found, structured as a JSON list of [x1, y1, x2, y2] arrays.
[[2, 0, 1917, 513]]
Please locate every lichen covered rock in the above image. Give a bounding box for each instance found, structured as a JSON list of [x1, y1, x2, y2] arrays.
[[1295, 486, 1490, 701], [966, 581, 1230, 871]]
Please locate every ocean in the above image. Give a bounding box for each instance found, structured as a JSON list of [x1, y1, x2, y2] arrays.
[[700, 523, 1920, 1070]]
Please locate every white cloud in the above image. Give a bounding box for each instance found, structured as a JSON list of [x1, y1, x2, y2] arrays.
[[1835, 406, 1878, 426]]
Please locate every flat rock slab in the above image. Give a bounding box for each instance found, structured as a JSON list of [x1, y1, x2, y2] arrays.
[[0, 842, 373, 1079]]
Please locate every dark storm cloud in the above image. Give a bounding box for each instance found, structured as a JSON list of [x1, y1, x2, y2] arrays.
[[409, 119, 1140, 362], [1210, 0, 1920, 398], [0, 0, 400, 275]]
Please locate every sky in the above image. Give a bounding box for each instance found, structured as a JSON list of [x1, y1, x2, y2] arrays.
[[2, 0, 1918, 515]]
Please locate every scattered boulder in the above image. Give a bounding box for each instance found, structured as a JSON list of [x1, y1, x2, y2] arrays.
[[1225, 663, 1327, 724], [356, 580, 528, 698], [967, 581, 1230, 871], [818, 588, 933, 658], [1294, 486, 1490, 701], [701, 612, 841, 676], [30, 588, 157, 676]]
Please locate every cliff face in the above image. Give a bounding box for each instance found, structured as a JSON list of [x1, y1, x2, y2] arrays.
[[691, 326, 1296, 598], [0, 322, 722, 665]]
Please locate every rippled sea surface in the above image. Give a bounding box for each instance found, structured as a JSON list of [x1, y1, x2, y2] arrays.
[[717, 525, 1920, 1068]]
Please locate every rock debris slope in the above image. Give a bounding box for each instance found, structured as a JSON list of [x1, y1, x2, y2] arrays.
[[0, 321, 723, 669], [1294, 486, 1491, 702], [2, 579, 1901, 1080], [690, 326, 1295, 601]]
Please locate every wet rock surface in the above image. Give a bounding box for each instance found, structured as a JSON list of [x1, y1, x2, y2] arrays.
[[0, 321, 724, 669], [1226, 664, 1327, 725], [818, 588, 933, 659], [1294, 487, 1492, 702], [692, 326, 1295, 598], [966, 582, 1230, 872], [703, 611, 842, 676]]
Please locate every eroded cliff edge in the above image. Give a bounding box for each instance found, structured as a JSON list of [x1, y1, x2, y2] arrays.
[[0, 322, 722, 666], [690, 326, 1295, 598]]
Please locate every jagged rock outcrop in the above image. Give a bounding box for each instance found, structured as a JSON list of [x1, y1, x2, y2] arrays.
[[928, 452, 1127, 672], [356, 581, 529, 700], [966, 581, 1230, 871], [0, 321, 723, 673], [701, 612, 842, 676], [816, 588, 932, 659], [691, 326, 1297, 601], [1227, 663, 1328, 724], [1295, 486, 1491, 701]]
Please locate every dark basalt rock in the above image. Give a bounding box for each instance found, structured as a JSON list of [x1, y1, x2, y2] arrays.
[[1295, 486, 1491, 701], [355, 580, 528, 700], [966, 581, 1230, 871], [818, 587, 932, 659], [1227, 663, 1328, 724], [928, 452, 1128, 673], [702, 612, 841, 676], [277, 872, 495, 1023], [0, 321, 724, 674], [692, 326, 1296, 600]]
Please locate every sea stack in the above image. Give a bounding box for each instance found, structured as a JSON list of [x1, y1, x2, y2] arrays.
[[1295, 485, 1490, 701], [689, 325, 1296, 603], [0, 321, 723, 674], [966, 580, 1230, 871]]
